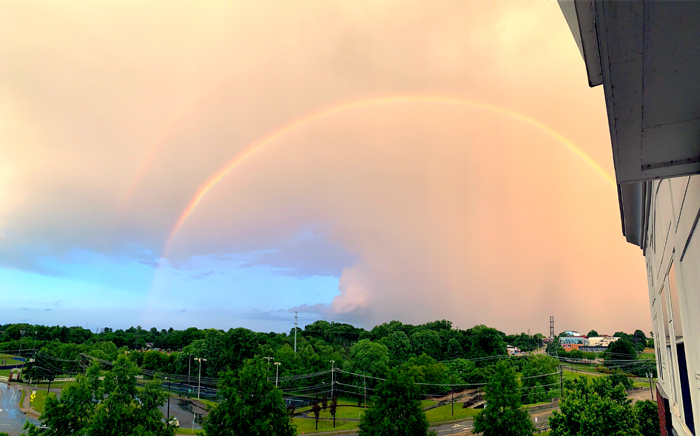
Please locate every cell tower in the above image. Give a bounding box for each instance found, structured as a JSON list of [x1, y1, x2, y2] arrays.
[[550, 316, 555, 338]]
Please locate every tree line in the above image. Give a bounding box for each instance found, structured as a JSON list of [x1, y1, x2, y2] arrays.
[[16, 354, 659, 436]]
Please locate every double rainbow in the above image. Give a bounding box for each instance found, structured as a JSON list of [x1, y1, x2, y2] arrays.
[[136, 94, 615, 260]]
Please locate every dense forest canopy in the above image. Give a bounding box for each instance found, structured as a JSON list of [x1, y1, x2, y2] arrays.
[[1, 320, 652, 406], [0, 320, 536, 377]]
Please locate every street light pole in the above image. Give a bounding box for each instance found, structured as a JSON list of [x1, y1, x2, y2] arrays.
[[274, 362, 281, 387], [330, 360, 335, 399], [264, 356, 273, 372], [195, 358, 207, 400], [165, 377, 171, 422], [19, 329, 25, 358], [187, 354, 192, 398]]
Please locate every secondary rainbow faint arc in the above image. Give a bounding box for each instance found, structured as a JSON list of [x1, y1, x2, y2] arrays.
[[161, 95, 616, 259]]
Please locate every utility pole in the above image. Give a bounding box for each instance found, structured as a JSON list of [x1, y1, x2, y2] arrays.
[[275, 362, 281, 387], [559, 364, 564, 398], [294, 312, 298, 353], [330, 360, 335, 399], [264, 356, 274, 372], [363, 373, 367, 408], [451, 375, 454, 417], [195, 357, 207, 400], [647, 370, 654, 400]]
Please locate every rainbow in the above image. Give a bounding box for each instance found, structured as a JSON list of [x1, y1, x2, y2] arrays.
[[160, 95, 616, 259], [118, 82, 227, 212]]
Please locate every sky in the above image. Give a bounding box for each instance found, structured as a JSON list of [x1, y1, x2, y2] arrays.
[[0, 0, 650, 336]]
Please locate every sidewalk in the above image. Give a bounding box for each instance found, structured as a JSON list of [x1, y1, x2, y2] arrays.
[[14, 383, 62, 418], [14, 384, 41, 418]]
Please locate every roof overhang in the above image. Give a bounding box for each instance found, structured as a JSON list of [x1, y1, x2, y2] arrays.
[[558, 1, 700, 247]]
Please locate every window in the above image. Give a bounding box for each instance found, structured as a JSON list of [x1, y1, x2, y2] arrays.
[[654, 314, 663, 381], [660, 285, 678, 404], [660, 286, 671, 344], [668, 262, 683, 341]]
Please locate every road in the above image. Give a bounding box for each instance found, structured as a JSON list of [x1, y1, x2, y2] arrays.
[[0, 383, 39, 436], [318, 387, 656, 436], [319, 404, 559, 436], [158, 396, 208, 431]]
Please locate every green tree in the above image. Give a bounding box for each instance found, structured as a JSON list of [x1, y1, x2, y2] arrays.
[[311, 401, 321, 431], [446, 338, 464, 359], [410, 330, 442, 358], [203, 361, 295, 436], [634, 400, 660, 436], [569, 349, 583, 359], [549, 377, 641, 436], [613, 332, 632, 342], [603, 338, 637, 366], [401, 354, 448, 394], [587, 330, 599, 337], [445, 358, 475, 384], [25, 356, 173, 436], [381, 331, 413, 363], [608, 371, 632, 390], [358, 369, 434, 436], [473, 361, 535, 436], [521, 355, 559, 404], [344, 339, 390, 378], [469, 325, 507, 359], [329, 397, 338, 428]]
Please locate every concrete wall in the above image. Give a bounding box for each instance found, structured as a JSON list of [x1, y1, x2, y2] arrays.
[[646, 175, 700, 436]]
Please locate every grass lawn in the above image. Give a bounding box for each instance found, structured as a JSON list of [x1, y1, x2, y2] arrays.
[[293, 417, 359, 434], [565, 363, 600, 373], [297, 397, 370, 413], [19, 389, 26, 407], [424, 404, 480, 422], [421, 399, 439, 409], [300, 406, 366, 421], [528, 400, 557, 407], [561, 372, 599, 382], [31, 380, 77, 388], [198, 398, 217, 410], [639, 352, 656, 361], [31, 390, 57, 414], [174, 429, 204, 435]]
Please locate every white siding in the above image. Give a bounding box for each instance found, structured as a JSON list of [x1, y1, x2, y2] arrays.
[[645, 174, 700, 436]]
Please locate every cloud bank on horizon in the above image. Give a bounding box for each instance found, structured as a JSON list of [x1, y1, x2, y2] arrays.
[[0, 0, 648, 335]]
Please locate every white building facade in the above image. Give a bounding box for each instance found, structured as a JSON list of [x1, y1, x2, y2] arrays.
[[585, 336, 619, 348], [645, 176, 699, 436], [558, 2, 700, 436]]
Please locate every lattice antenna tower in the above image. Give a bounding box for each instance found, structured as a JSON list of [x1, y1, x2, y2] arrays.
[[549, 316, 555, 338]]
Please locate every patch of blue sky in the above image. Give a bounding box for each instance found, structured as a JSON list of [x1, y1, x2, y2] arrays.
[[153, 256, 341, 313], [0, 266, 147, 312], [34, 248, 157, 292]]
